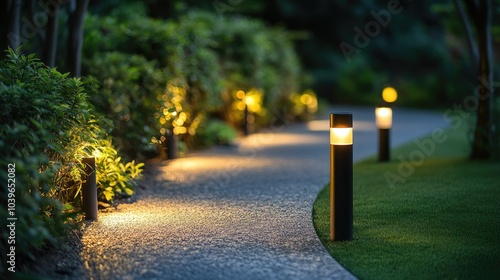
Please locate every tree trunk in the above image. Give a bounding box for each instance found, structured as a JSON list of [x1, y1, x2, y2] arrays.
[[1, 2, 11, 55], [42, 2, 60, 67], [66, 0, 88, 77], [7, 0, 23, 50], [470, 0, 493, 159]]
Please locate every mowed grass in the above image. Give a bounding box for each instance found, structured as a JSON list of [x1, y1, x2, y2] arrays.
[[313, 125, 500, 279]]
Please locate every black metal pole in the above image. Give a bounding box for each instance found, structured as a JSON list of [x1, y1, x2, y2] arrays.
[[82, 157, 98, 220], [330, 113, 353, 241], [333, 145, 353, 240], [378, 128, 390, 162], [167, 130, 178, 160], [243, 104, 249, 136]]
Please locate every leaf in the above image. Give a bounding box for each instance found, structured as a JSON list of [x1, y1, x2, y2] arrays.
[[124, 188, 134, 196], [62, 203, 74, 210]]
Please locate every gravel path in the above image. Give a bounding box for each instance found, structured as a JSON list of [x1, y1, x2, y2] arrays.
[[44, 106, 447, 280]]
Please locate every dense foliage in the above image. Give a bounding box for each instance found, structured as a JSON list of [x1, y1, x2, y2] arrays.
[[89, 0, 500, 108], [82, 9, 304, 158], [0, 49, 143, 270]]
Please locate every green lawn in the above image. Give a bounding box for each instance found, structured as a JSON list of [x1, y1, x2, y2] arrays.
[[313, 125, 500, 279]]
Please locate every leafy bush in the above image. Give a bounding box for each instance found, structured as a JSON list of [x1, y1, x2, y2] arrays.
[[82, 9, 302, 156], [0, 49, 143, 268], [83, 11, 223, 155], [195, 119, 238, 147], [0, 50, 88, 267], [288, 89, 319, 121], [204, 12, 301, 124], [333, 54, 386, 104], [91, 138, 144, 201], [83, 52, 166, 158]]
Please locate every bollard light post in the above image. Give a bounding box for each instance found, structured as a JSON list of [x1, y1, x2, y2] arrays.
[[375, 106, 392, 162], [329, 113, 353, 241], [376, 86, 397, 162], [243, 95, 255, 136], [243, 103, 250, 136], [82, 157, 98, 220], [167, 129, 178, 160]]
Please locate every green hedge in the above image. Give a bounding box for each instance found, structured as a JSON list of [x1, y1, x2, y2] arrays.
[[0, 49, 143, 270], [82, 9, 303, 157]]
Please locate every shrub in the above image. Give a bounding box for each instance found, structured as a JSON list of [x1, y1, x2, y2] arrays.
[[83, 12, 224, 155], [195, 119, 238, 147], [83, 10, 302, 157], [0, 49, 143, 269], [205, 12, 301, 124], [0, 50, 89, 267], [91, 138, 144, 202], [83, 52, 166, 158]]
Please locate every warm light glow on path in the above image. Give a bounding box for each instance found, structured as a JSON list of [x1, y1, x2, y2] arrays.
[[76, 106, 447, 279]]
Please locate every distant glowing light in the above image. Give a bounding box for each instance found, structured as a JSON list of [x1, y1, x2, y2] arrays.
[[179, 112, 187, 121], [375, 107, 393, 129], [236, 90, 245, 99], [237, 102, 246, 111], [244, 96, 255, 106], [382, 87, 398, 103], [300, 93, 313, 105], [173, 127, 187, 135]]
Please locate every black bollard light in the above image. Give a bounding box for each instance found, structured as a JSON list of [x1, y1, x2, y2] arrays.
[[82, 157, 98, 220], [375, 106, 392, 162], [167, 129, 178, 160], [329, 113, 353, 241], [243, 104, 250, 136], [243, 94, 255, 136]]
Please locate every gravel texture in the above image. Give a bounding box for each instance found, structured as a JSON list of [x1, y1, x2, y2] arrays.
[[38, 106, 447, 280]]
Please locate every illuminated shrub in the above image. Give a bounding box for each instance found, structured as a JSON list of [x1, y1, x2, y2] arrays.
[[0, 50, 143, 264], [83, 10, 302, 155]]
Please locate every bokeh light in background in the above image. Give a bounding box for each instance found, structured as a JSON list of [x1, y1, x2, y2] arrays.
[[382, 87, 398, 103], [230, 89, 265, 124], [290, 89, 318, 119]]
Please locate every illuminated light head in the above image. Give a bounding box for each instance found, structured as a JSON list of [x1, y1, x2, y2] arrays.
[[330, 113, 353, 145], [375, 107, 392, 129], [382, 87, 398, 103]]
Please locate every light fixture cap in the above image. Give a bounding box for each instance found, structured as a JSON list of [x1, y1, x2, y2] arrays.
[[330, 113, 352, 128]]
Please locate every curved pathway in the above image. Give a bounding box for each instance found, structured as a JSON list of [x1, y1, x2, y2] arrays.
[[68, 106, 447, 279]]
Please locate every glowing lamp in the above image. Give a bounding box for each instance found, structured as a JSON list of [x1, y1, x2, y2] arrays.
[[375, 107, 392, 129], [330, 127, 353, 145], [375, 106, 392, 162], [244, 95, 255, 106], [329, 113, 353, 241], [382, 86, 398, 103]]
